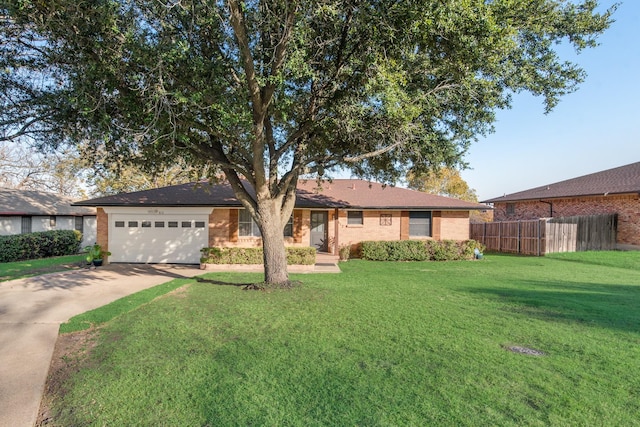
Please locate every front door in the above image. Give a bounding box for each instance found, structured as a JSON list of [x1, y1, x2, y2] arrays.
[[310, 211, 328, 252]]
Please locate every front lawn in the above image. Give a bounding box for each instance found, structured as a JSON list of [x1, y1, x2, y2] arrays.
[[47, 252, 640, 426], [0, 254, 85, 282]]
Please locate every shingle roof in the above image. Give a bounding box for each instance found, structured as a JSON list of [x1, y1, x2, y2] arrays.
[[75, 179, 488, 211], [482, 162, 640, 203], [296, 179, 488, 210], [0, 188, 96, 216]]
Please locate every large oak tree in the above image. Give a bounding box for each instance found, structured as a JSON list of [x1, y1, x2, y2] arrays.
[[0, 0, 614, 285]]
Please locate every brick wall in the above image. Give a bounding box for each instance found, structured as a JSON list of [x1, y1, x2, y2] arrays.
[[208, 208, 230, 247], [96, 208, 109, 263], [337, 210, 471, 245], [206, 207, 474, 250], [337, 210, 402, 246], [208, 208, 311, 248], [492, 194, 640, 246], [439, 211, 471, 240]]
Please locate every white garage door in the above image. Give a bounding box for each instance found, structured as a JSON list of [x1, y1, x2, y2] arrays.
[[109, 213, 209, 264]]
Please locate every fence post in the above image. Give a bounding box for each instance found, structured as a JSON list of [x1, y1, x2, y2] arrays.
[[483, 222, 486, 246], [537, 219, 541, 256]]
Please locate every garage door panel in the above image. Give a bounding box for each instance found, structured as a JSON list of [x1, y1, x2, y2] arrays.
[[110, 214, 208, 264]]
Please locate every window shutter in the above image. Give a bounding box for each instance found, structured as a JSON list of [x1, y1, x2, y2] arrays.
[[229, 209, 238, 243], [400, 211, 409, 240], [293, 210, 303, 243], [432, 211, 441, 240]]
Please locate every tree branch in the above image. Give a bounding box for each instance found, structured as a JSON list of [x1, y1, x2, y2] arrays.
[[227, 0, 262, 113], [343, 124, 418, 163], [261, 2, 297, 107]]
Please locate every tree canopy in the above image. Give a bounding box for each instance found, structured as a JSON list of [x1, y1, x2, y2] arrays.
[[0, 0, 615, 284], [407, 167, 493, 222], [408, 168, 478, 203]]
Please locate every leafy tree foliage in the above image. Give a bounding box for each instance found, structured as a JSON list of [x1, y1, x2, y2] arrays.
[[0, 0, 615, 284], [407, 167, 493, 222], [81, 150, 204, 196], [0, 141, 87, 197], [408, 168, 479, 202], [0, 141, 195, 197]]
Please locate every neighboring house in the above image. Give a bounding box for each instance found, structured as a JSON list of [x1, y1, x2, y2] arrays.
[[0, 188, 97, 245], [74, 179, 489, 264], [482, 162, 640, 247]]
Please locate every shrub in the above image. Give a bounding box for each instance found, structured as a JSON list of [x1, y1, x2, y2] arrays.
[[361, 239, 485, 262], [428, 240, 460, 261], [460, 240, 486, 260], [200, 247, 316, 265], [286, 247, 317, 265], [390, 240, 428, 261], [0, 230, 83, 263], [338, 244, 351, 261], [361, 240, 428, 261], [360, 241, 389, 261]]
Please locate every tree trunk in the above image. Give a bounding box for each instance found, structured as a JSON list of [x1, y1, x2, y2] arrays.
[[257, 199, 290, 286]]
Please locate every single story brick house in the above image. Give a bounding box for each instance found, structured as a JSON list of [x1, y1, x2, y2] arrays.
[[482, 162, 640, 247], [74, 179, 489, 264], [0, 187, 97, 245]]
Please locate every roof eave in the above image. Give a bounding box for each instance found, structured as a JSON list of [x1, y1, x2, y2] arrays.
[[484, 191, 640, 204]]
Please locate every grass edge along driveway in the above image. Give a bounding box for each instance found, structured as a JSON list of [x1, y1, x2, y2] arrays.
[[46, 252, 640, 426], [0, 255, 86, 282]]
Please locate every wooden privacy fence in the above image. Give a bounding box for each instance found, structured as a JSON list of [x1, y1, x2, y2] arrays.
[[470, 214, 617, 256]]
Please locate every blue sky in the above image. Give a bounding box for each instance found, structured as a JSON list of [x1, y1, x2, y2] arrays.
[[459, 1, 640, 201]]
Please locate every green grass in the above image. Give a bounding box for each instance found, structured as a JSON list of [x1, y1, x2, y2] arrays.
[[59, 278, 195, 333], [50, 252, 640, 426], [0, 254, 85, 282]]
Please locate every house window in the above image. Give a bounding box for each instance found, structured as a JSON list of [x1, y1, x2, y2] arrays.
[[168, 221, 178, 228], [409, 211, 431, 237], [380, 214, 392, 226], [195, 221, 206, 228], [506, 203, 515, 216], [347, 210, 363, 225], [155, 221, 165, 228], [115, 221, 125, 228], [75, 217, 84, 232], [182, 221, 192, 228], [141, 221, 152, 228], [128, 221, 138, 228], [284, 215, 294, 237], [239, 209, 261, 237], [238, 210, 294, 237], [21, 216, 32, 234]]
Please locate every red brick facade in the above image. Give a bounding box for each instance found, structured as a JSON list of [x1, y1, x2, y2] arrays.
[[492, 193, 640, 246], [206, 208, 472, 251], [96, 207, 110, 262]]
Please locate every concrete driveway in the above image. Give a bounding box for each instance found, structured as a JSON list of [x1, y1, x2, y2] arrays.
[[0, 264, 202, 427]]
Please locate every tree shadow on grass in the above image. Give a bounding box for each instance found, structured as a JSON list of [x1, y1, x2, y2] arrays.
[[465, 280, 640, 334], [195, 277, 302, 290]]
